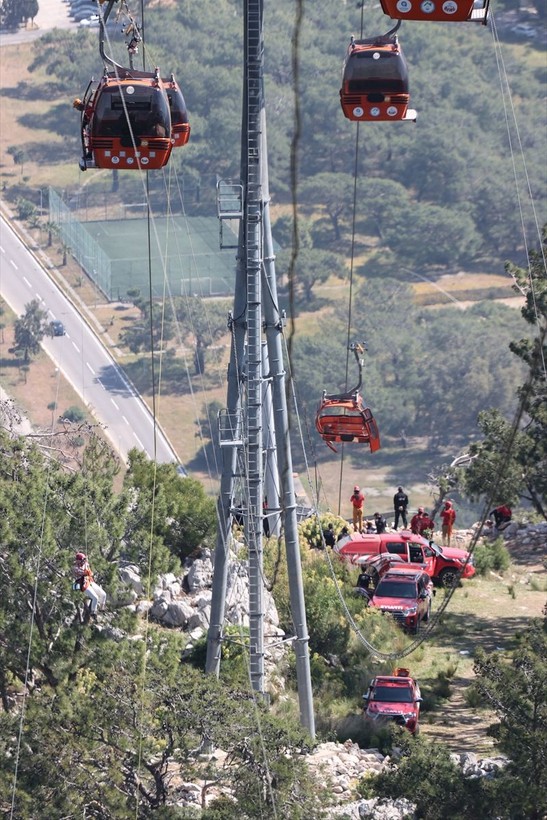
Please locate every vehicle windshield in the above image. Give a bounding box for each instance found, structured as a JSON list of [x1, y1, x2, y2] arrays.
[[372, 685, 413, 703], [375, 580, 417, 598]]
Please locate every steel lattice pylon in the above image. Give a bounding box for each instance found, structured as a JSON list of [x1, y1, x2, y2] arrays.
[[205, 0, 315, 737]]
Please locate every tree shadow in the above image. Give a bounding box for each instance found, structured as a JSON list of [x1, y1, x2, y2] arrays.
[[0, 81, 65, 102], [431, 609, 534, 654]]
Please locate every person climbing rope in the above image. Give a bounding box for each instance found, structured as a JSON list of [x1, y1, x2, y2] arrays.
[[72, 552, 106, 618]]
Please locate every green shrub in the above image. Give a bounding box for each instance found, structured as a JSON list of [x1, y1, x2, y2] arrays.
[[61, 405, 86, 423], [473, 538, 510, 575], [298, 512, 348, 550], [464, 685, 485, 708]]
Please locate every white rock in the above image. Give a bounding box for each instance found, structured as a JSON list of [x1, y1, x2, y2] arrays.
[[187, 556, 213, 592], [162, 599, 195, 627], [118, 565, 144, 595]]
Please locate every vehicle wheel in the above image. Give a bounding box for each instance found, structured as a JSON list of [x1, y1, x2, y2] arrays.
[[440, 568, 459, 588]]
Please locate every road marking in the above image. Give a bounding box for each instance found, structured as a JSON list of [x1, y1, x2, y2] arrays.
[[111, 398, 119, 410], [86, 362, 95, 375], [122, 415, 129, 425], [0, 246, 5, 253], [10, 259, 18, 270], [133, 433, 144, 449], [72, 342, 80, 353], [23, 276, 31, 288], [35, 292, 42, 301]]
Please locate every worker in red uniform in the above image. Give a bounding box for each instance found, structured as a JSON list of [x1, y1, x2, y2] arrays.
[[350, 485, 366, 532], [440, 501, 456, 547], [410, 507, 426, 535], [490, 504, 512, 530]]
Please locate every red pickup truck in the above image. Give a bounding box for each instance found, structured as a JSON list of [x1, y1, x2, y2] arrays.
[[336, 530, 475, 586], [363, 668, 422, 734]]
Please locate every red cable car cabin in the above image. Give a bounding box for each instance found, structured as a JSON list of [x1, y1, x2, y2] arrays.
[[340, 34, 416, 123], [82, 68, 173, 170], [163, 76, 191, 148], [379, 0, 489, 23], [315, 390, 381, 454]]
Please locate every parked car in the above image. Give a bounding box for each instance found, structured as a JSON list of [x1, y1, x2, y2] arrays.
[[336, 530, 475, 586], [79, 15, 100, 26], [72, 7, 99, 20], [50, 320, 66, 336], [363, 668, 422, 734], [368, 566, 433, 633]]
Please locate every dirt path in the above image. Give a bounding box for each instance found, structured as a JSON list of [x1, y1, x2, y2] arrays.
[[422, 675, 496, 755], [420, 536, 545, 754]]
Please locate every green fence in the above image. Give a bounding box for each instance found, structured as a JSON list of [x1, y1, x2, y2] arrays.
[[49, 188, 237, 301]]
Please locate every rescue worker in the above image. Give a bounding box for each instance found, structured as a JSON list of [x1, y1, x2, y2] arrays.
[[335, 526, 351, 551], [440, 501, 456, 547], [323, 523, 336, 548], [420, 510, 435, 538], [410, 507, 426, 535], [72, 552, 106, 617], [490, 504, 512, 530], [350, 485, 365, 532], [356, 567, 374, 601], [372, 512, 386, 533], [393, 486, 409, 530]]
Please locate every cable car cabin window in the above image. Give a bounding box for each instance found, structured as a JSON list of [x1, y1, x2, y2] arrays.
[[166, 87, 188, 126], [345, 57, 409, 94], [93, 86, 171, 143], [318, 407, 364, 418]]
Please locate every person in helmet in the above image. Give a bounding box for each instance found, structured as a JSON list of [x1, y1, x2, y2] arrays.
[[350, 485, 366, 532], [410, 507, 426, 535], [72, 552, 106, 617], [440, 500, 456, 547]]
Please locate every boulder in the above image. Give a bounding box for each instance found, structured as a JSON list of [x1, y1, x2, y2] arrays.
[[187, 556, 213, 592], [162, 600, 195, 628], [118, 564, 144, 596]]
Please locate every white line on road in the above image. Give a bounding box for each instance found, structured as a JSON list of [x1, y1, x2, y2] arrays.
[[122, 416, 129, 425], [86, 362, 95, 375], [35, 293, 42, 301], [0, 246, 4, 253], [10, 259, 18, 270], [111, 398, 119, 410], [133, 433, 144, 449], [72, 342, 80, 353], [23, 276, 31, 288]]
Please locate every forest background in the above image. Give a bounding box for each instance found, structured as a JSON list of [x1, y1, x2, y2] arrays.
[[0, 0, 546, 522]]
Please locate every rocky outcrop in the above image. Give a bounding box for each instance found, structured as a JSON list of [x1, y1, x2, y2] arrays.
[[118, 544, 282, 659], [158, 740, 507, 817]]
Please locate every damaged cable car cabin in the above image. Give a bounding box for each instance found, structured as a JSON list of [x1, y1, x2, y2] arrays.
[[340, 34, 416, 122], [79, 68, 173, 171], [379, 0, 489, 24], [315, 391, 381, 454]]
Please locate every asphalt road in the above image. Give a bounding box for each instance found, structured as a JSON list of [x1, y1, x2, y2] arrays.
[[0, 213, 182, 467]]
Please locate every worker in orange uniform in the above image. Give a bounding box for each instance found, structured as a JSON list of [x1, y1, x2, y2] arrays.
[[350, 485, 366, 532], [440, 501, 456, 547]]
